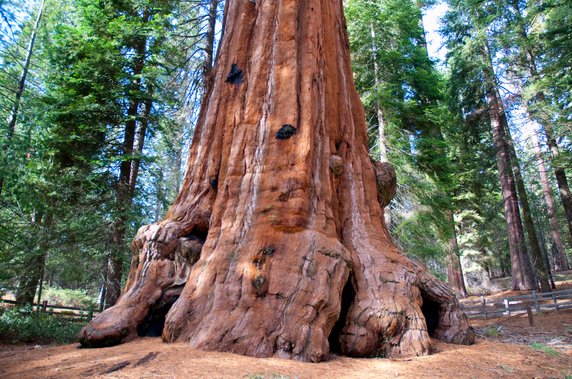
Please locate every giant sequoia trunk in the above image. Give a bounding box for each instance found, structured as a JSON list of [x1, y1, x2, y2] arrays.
[[79, 0, 474, 361]]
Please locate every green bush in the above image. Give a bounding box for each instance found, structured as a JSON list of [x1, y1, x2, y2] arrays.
[[42, 286, 97, 309], [0, 305, 85, 344]]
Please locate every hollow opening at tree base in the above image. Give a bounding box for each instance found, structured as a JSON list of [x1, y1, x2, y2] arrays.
[[137, 288, 182, 337], [183, 223, 209, 243], [328, 274, 355, 354], [420, 293, 440, 337]]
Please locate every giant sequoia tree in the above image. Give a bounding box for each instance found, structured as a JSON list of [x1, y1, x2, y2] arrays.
[[79, 0, 474, 361]]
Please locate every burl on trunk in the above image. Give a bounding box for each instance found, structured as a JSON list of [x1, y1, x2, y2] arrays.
[[79, 0, 474, 361]]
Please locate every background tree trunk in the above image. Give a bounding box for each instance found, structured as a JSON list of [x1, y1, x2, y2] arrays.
[[202, 0, 220, 91], [531, 128, 568, 271], [483, 43, 534, 291], [103, 9, 151, 308], [15, 213, 52, 303], [543, 125, 572, 242], [447, 212, 468, 298], [369, 22, 391, 226], [80, 0, 474, 361], [534, 213, 557, 289], [508, 0, 572, 245], [369, 23, 387, 163], [503, 121, 550, 292]]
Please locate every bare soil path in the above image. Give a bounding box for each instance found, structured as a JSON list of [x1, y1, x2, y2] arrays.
[[1, 310, 571, 378]]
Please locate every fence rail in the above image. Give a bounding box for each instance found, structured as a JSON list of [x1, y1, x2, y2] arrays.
[[1, 299, 99, 322], [460, 288, 572, 319]]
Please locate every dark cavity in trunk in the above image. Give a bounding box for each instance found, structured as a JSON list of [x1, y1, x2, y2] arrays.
[[421, 293, 440, 337], [328, 275, 355, 353]]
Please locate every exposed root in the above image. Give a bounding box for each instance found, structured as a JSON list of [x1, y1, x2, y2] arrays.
[[79, 220, 203, 348]]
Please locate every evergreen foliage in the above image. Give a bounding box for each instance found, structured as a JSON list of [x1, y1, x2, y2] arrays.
[[346, 0, 455, 273], [0, 0, 222, 304]]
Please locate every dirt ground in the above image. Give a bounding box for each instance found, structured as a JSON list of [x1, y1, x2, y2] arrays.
[[1, 310, 571, 379]]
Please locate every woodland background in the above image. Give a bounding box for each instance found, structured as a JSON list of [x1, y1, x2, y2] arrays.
[[0, 0, 570, 311]]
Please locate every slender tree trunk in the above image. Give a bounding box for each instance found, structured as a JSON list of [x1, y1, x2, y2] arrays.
[[509, 0, 572, 244], [544, 126, 572, 241], [202, 0, 220, 91], [499, 255, 509, 278], [154, 172, 164, 222], [98, 283, 106, 313], [369, 23, 387, 163], [81, 0, 474, 361], [369, 23, 391, 226], [535, 213, 557, 289], [532, 128, 568, 271], [528, 93, 572, 243], [15, 216, 44, 304], [129, 89, 153, 199], [503, 120, 550, 291], [0, 0, 44, 197], [104, 10, 151, 308], [447, 212, 468, 297], [35, 214, 52, 306], [483, 44, 534, 291], [15, 212, 52, 304]]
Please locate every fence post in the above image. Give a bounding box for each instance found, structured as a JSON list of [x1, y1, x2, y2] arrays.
[[481, 296, 487, 319], [504, 298, 510, 317], [42, 300, 47, 313], [531, 290, 540, 313], [88, 309, 94, 321], [526, 305, 534, 326], [552, 293, 559, 312]]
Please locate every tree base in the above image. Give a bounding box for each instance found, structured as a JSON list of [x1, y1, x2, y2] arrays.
[[80, 221, 474, 362]]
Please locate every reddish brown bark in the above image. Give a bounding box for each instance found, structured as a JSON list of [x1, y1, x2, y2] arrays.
[[79, 0, 474, 361], [482, 44, 535, 291], [504, 121, 551, 292], [447, 213, 468, 298]]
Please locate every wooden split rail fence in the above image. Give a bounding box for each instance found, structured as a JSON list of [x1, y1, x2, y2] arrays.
[[460, 288, 572, 320], [1, 299, 99, 322]]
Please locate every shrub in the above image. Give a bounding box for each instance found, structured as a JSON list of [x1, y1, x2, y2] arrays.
[[483, 325, 501, 337], [42, 286, 97, 309], [0, 305, 85, 344]]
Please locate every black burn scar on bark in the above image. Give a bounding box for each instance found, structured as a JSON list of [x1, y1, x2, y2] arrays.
[[276, 124, 297, 140], [210, 176, 218, 191], [226, 64, 244, 84], [260, 246, 275, 256]]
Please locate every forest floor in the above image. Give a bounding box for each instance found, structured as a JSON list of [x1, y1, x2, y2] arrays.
[[1, 308, 571, 379]]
